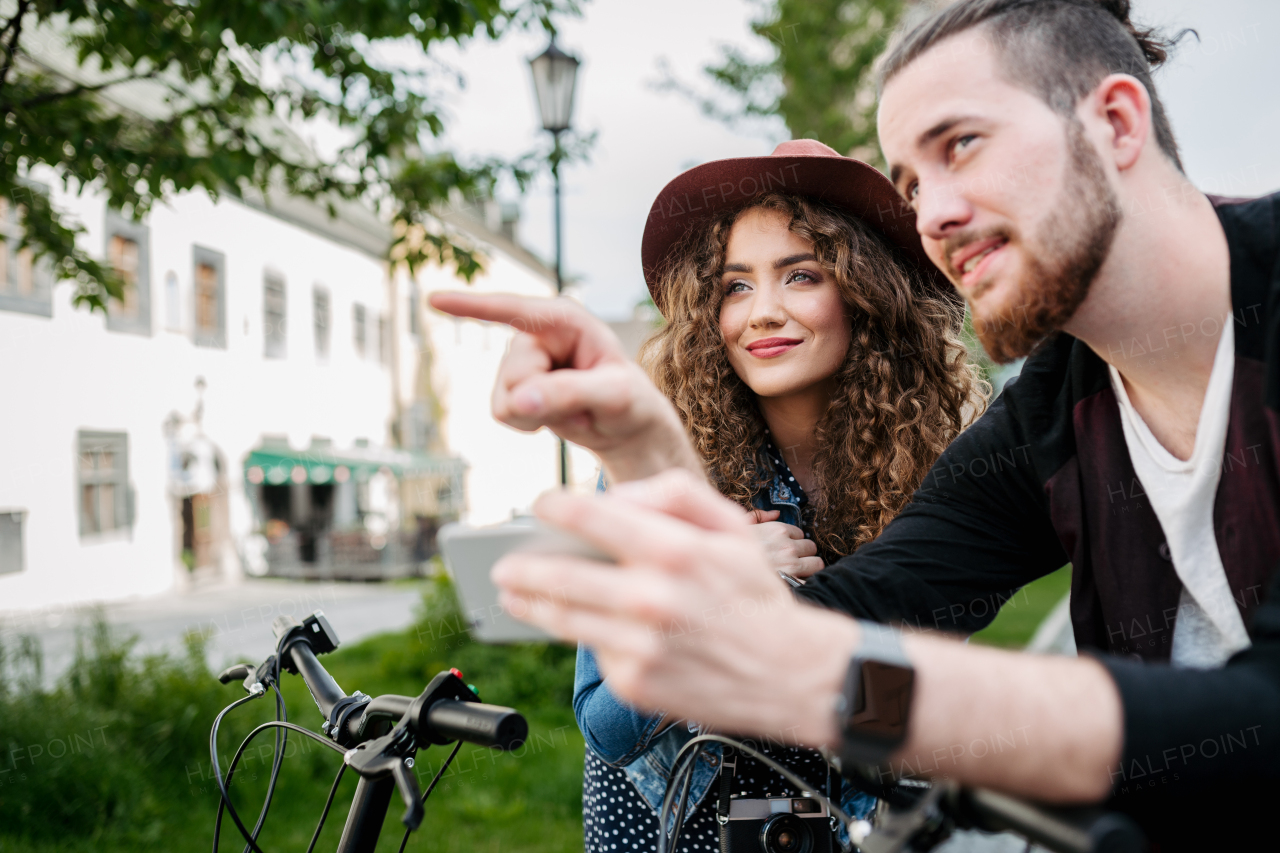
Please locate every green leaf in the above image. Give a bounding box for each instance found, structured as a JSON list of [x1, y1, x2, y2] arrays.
[[662, 0, 905, 164], [1, 0, 584, 310]]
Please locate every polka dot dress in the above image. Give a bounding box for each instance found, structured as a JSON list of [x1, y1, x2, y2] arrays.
[[583, 743, 834, 852]]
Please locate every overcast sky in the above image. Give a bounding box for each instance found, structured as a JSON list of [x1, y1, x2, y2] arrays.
[[429, 0, 1280, 321]]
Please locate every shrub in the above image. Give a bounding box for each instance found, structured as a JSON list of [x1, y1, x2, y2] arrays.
[[0, 580, 584, 852]]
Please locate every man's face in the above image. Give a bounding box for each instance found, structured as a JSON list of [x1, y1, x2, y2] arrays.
[[879, 36, 1120, 363]]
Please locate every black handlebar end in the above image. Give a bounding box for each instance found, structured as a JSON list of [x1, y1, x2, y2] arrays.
[[1087, 813, 1148, 853], [427, 700, 528, 751], [405, 671, 529, 751], [959, 788, 1147, 853]]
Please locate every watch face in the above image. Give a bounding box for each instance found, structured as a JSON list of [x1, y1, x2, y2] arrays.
[[849, 661, 914, 740]]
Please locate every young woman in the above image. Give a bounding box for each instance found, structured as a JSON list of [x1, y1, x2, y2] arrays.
[[575, 140, 985, 852]]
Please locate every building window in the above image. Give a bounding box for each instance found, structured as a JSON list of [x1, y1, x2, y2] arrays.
[[0, 188, 54, 317], [164, 271, 181, 331], [353, 303, 366, 358], [78, 431, 132, 537], [378, 315, 389, 365], [193, 245, 226, 348], [104, 210, 151, 335], [0, 510, 24, 575], [263, 270, 287, 359], [313, 287, 330, 360]]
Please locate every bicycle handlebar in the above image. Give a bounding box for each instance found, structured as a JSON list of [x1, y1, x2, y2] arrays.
[[274, 613, 528, 754], [343, 693, 527, 750], [286, 640, 346, 718], [959, 788, 1145, 853], [859, 781, 1146, 853], [426, 699, 528, 750], [222, 609, 1141, 853], [217, 609, 531, 853]]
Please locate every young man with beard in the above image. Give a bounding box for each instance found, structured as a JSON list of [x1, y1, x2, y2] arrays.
[[431, 0, 1280, 844]]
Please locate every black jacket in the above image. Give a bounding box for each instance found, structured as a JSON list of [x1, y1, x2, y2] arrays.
[[798, 192, 1280, 848]]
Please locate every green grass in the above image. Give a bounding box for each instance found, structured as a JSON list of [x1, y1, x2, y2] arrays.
[[971, 566, 1072, 649], [0, 565, 1074, 853], [0, 578, 585, 853]]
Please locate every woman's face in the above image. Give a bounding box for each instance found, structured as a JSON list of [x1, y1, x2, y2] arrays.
[[718, 207, 851, 400]]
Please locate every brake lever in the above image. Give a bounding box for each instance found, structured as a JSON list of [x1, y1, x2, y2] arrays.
[[217, 662, 268, 696], [390, 755, 424, 829], [344, 724, 424, 829]]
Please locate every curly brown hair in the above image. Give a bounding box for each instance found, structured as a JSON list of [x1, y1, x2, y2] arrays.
[[640, 193, 987, 560]]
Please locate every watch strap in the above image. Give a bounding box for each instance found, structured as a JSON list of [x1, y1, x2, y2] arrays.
[[835, 620, 914, 769], [852, 620, 910, 667]]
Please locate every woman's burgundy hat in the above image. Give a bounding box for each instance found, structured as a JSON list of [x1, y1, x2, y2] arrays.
[[641, 139, 954, 314]]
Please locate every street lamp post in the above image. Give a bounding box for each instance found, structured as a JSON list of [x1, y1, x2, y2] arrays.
[[529, 37, 580, 486]]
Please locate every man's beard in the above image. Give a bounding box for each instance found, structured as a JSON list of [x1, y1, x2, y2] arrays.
[[965, 120, 1122, 364]]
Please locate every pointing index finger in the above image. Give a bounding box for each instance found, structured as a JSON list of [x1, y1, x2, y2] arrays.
[[428, 292, 619, 367], [428, 291, 563, 329]]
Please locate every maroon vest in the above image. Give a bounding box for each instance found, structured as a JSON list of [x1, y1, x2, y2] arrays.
[[1046, 355, 1280, 660]]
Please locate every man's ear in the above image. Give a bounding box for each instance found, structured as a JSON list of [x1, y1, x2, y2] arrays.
[[1086, 73, 1153, 172]]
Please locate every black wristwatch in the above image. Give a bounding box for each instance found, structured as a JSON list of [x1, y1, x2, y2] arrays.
[[834, 621, 915, 768]]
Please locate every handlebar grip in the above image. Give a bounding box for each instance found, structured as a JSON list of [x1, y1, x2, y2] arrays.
[[963, 789, 1146, 853], [425, 699, 528, 750]]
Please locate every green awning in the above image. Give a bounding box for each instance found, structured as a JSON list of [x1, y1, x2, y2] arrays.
[[244, 443, 465, 486]]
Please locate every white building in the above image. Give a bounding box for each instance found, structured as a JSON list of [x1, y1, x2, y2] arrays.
[[0, 178, 589, 612]]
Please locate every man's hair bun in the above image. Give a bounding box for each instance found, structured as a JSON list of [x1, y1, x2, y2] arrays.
[[1094, 0, 1177, 68]]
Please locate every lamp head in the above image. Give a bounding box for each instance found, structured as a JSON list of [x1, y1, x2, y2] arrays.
[[529, 38, 580, 133]]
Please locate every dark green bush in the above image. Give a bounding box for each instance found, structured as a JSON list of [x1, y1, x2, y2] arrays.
[[0, 615, 250, 848], [0, 579, 584, 853]]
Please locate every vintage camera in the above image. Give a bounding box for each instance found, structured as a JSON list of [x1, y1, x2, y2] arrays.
[[723, 796, 834, 853]]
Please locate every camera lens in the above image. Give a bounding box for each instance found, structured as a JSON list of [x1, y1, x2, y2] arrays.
[[759, 813, 812, 853]]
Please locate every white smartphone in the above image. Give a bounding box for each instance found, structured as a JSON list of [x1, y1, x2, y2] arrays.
[[437, 518, 614, 643]]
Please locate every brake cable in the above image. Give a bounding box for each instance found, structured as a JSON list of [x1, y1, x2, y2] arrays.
[[304, 763, 348, 853], [214, 632, 301, 853], [209, 692, 272, 853], [241, 678, 287, 853], [212, 713, 346, 853]]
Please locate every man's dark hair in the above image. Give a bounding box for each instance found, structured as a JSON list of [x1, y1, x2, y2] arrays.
[[880, 0, 1187, 171]]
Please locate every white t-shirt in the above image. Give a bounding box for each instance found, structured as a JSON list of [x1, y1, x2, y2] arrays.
[[1109, 321, 1252, 668]]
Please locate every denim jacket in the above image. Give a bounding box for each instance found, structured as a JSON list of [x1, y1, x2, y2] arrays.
[[575, 449, 874, 830]]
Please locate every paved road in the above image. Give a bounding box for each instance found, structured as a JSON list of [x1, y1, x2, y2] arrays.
[[0, 578, 427, 683]]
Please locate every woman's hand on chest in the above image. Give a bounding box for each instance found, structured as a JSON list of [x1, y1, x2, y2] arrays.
[[748, 510, 823, 579]]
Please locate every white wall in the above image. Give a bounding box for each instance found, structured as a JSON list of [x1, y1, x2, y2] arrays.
[[0, 185, 394, 611]]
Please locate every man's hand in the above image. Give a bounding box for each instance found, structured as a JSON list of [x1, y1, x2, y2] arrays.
[[428, 292, 703, 483], [491, 469, 1124, 803], [749, 511, 824, 579], [492, 469, 857, 745]]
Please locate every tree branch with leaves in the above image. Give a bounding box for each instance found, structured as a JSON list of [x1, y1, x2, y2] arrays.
[[658, 0, 905, 163], [0, 0, 580, 312]]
